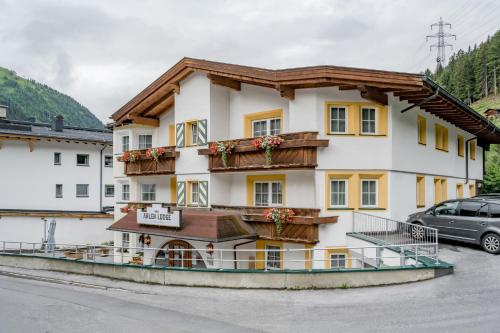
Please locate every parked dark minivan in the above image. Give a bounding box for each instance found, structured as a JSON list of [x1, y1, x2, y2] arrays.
[[407, 198, 500, 254]]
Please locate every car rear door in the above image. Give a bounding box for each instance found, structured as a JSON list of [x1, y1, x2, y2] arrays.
[[426, 201, 459, 236], [452, 201, 489, 242]]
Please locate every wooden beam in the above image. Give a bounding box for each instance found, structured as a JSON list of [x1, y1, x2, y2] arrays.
[[278, 85, 295, 100], [207, 74, 241, 91], [143, 94, 175, 117], [127, 115, 160, 127], [167, 83, 180, 94], [358, 85, 388, 105], [338, 85, 357, 91]]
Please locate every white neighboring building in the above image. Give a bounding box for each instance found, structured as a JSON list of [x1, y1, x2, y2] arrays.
[[0, 106, 114, 245], [108, 58, 500, 270]]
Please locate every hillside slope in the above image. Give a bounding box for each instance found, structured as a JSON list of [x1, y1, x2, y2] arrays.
[[0, 67, 103, 129]]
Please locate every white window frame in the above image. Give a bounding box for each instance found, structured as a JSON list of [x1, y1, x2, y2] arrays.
[[360, 179, 378, 208], [254, 181, 283, 207], [141, 184, 156, 201], [251, 117, 281, 137], [104, 155, 113, 167], [190, 182, 200, 205], [121, 183, 130, 201], [76, 154, 89, 166], [55, 184, 63, 198], [265, 245, 281, 270], [76, 184, 89, 198], [330, 179, 348, 208], [138, 134, 153, 150], [329, 106, 348, 134], [122, 233, 130, 250], [360, 107, 378, 135], [54, 152, 61, 165], [330, 253, 347, 268], [104, 184, 114, 197], [121, 135, 130, 152], [190, 122, 199, 146]]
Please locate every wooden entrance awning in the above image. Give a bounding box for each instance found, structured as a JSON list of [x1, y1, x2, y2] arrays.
[[108, 210, 256, 243]]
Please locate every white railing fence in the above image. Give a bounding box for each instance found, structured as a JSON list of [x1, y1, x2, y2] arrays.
[[0, 240, 441, 271], [352, 211, 439, 261]]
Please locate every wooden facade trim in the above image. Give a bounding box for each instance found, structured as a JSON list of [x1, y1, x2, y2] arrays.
[[119, 146, 178, 176]]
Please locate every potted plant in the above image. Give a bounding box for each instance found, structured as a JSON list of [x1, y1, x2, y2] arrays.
[[252, 135, 284, 165], [210, 141, 235, 168], [99, 241, 114, 257], [145, 147, 166, 162], [121, 151, 140, 162], [263, 208, 295, 236]]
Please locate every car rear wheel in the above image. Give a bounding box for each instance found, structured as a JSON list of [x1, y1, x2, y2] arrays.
[[410, 223, 425, 240], [482, 233, 500, 254]]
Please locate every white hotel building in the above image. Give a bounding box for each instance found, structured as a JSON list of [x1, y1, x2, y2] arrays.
[[0, 107, 114, 245], [109, 58, 500, 270]]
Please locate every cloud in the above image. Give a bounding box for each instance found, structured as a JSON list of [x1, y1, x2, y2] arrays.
[[0, 0, 498, 122]]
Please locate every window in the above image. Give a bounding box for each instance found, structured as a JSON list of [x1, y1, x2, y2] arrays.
[[459, 201, 486, 217], [469, 184, 476, 197], [105, 185, 114, 197], [330, 254, 346, 269], [361, 107, 376, 134], [417, 116, 426, 145], [456, 184, 464, 199], [141, 184, 156, 201], [76, 184, 89, 197], [190, 182, 200, 205], [122, 233, 130, 249], [255, 182, 282, 206], [329, 107, 347, 133], [435, 124, 449, 151], [434, 201, 458, 216], [138, 135, 152, 150], [122, 136, 129, 152], [361, 180, 377, 207], [469, 140, 476, 160], [122, 184, 130, 201], [478, 204, 489, 218], [190, 122, 198, 145], [55, 184, 63, 198], [330, 179, 348, 207], [457, 135, 465, 157], [265, 245, 281, 270], [104, 155, 113, 167], [490, 204, 500, 218], [434, 178, 448, 204], [416, 176, 425, 207], [252, 118, 281, 137], [54, 152, 61, 165], [76, 154, 89, 166]]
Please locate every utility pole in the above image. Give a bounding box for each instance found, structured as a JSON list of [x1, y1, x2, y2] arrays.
[[427, 17, 456, 70]]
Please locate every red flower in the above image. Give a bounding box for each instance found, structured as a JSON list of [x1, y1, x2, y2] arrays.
[[209, 142, 218, 154], [145, 148, 152, 158], [252, 138, 263, 149]]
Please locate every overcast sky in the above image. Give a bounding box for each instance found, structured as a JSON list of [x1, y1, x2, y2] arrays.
[[0, 0, 498, 123]]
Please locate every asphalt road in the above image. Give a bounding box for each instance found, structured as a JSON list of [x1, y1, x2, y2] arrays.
[[0, 241, 499, 333]]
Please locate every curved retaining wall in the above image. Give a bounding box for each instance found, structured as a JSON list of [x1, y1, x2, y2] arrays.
[[0, 254, 453, 289]]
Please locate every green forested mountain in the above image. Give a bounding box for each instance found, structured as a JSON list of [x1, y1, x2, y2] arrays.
[[0, 67, 103, 129], [428, 30, 500, 193]]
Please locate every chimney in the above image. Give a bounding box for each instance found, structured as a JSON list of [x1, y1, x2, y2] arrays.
[[54, 115, 64, 132], [0, 105, 7, 120]]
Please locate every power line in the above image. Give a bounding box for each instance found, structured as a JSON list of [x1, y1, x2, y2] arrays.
[[426, 17, 456, 68]]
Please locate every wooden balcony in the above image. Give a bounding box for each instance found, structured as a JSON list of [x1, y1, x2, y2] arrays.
[[118, 146, 178, 176], [198, 132, 329, 172], [212, 205, 338, 244]]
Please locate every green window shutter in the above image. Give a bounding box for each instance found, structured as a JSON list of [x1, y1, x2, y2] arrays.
[[176, 123, 185, 148], [197, 119, 207, 145], [199, 181, 208, 207], [176, 181, 186, 206]]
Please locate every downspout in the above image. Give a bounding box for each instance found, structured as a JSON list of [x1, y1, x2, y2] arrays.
[[233, 239, 258, 269], [99, 144, 108, 212]]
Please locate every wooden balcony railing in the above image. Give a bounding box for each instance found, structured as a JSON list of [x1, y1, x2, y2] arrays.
[[198, 132, 329, 172], [212, 205, 338, 244], [118, 146, 178, 176]]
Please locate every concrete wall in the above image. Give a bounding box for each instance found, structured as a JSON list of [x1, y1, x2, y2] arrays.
[[0, 216, 114, 245], [0, 254, 447, 289]]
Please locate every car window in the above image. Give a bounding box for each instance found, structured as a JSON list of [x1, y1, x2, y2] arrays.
[[490, 204, 500, 218], [478, 204, 489, 218], [459, 201, 487, 217], [435, 201, 459, 216]]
